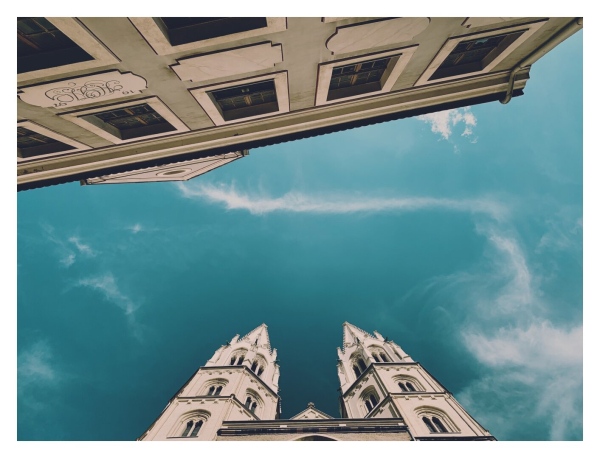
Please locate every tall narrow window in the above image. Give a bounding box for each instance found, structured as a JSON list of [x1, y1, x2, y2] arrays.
[[214, 386, 223, 395], [398, 382, 408, 392], [245, 397, 252, 408], [365, 400, 373, 412], [380, 353, 389, 362], [251, 402, 257, 413], [372, 353, 380, 362], [190, 420, 203, 437], [207, 386, 215, 395], [251, 361, 258, 372], [181, 420, 193, 437], [353, 365, 361, 377], [432, 417, 448, 433], [237, 356, 244, 365], [406, 382, 416, 392], [358, 359, 367, 372], [369, 394, 378, 407], [423, 417, 437, 433], [230, 356, 236, 365], [257, 367, 264, 377]]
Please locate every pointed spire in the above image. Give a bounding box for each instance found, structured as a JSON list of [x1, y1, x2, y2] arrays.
[[240, 323, 272, 353], [341, 322, 376, 353]]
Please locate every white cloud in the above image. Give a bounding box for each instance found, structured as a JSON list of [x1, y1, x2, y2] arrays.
[[18, 340, 56, 384], [41, 223, 97, 266], [177, 183, 508, 221], [417, 107, 477, 140], [76, 273, 143, 340], [128, 223, 143, 234]]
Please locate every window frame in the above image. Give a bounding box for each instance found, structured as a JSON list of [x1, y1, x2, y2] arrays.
[[415, 19, 548, 86], [190, 72, 290, 126], [315, 45, 418, 106], [17, 120, 89, 162], [129, 17, 287, 56], [17, 18, 118, 85], [58, 97, 189, 144]]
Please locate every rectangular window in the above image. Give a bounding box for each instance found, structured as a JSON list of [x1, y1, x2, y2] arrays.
[[155, 17, 268, 46], [209, 80, 279, 122], [83, 104, 176, 141], [17, 17, 94, 74], [430, 31, 525, 80], [327, 57, 391, 101], [17, 126, 75, 159]]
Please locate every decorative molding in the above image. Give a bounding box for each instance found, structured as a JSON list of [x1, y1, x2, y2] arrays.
[[462, 17, 525, 29], [326, 18, 430, 55], [19, 71, 147, 109], [172, 43, 283, 83]]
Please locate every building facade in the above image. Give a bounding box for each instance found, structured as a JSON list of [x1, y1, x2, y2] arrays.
[[138, 323, 495, 441], [17, 17, 581, 191]]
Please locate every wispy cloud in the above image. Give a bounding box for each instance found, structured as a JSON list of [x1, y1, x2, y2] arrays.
[[455, 224, 582, 440], [128, 223, 143, 234], [177, 183, 508, 221], [41, 223, 97, 267], [18, 340, 61, 413], [76, 273, 144, 340], [417, 107, 477, 141], [68, 236, 97, 257]]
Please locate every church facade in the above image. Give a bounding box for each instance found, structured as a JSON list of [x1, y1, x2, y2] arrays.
[[138, 323, 495, 441]]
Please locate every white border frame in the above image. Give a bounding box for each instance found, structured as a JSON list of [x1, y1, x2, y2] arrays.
[[315, 45, 418, 106], [415, 19, 548, 86], [129, 17, 287, 56], [57, 97, 190, 144], [17, 17, 119, 85], [17, 120, 90, 162], [190, 72, 290, 126]]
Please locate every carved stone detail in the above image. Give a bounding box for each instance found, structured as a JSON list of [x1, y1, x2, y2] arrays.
[[326, 18, 430, 55]]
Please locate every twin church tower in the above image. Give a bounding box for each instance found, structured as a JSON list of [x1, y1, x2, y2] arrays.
[[138, 323, 494, 441]]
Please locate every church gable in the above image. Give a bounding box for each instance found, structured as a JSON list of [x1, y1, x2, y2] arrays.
[[290, 402, 333, 420]]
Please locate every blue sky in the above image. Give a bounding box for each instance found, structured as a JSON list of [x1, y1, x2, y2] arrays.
[[17, 31, 582, 441]]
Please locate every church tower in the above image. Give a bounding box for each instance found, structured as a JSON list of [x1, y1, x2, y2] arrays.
[[138, 324, 281, 441], [336, 322, 494, 440]]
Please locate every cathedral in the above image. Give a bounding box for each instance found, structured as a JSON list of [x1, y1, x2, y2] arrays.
[[138, 322, 495, 441]]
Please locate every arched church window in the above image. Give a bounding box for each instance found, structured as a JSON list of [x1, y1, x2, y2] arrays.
[[358, 359, 367, 372], [236, 356, 244, 365], [379, 353, 389, 362], [251, 402, 257, 413], [245, 397, 252, 409], [190, 420, 203, 437], [207, 386, 215, 395], [214, 386, 223, 395], [432, 416, 448, 433], [398, 382, 408, 392], [181, 420, 193, 437], [372, 353, 380, 362], [230, 356, 236, 365], [353, 365, 361, 377], [423, 417, 436, 433], [257, 366, 264, 376], [365, 399, 373, 412], [369, 394, 378, 407], [406, 382, 416, 392], [251, 361, 258, 372]]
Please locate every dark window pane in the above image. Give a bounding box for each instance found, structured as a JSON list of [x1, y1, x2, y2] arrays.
[[158, 17, 268, 46], [17, 17, 94, 73]]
